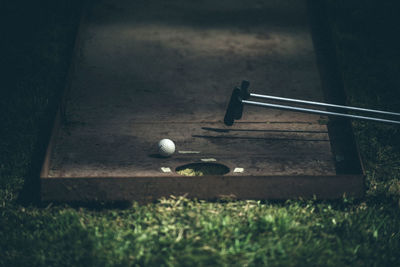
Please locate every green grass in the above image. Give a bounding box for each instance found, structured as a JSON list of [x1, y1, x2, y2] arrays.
[[1, 198, 400, 266], [1, 1, 400, 266]]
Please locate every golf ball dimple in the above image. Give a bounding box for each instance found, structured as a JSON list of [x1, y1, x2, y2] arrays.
[[158, 139, 175, 157]]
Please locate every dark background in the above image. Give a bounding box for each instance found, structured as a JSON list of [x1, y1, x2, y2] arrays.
[[1, 0, 399, 265]]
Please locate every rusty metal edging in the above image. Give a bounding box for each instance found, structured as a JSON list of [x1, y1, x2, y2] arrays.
[[40, 0, 89, 180], [41, 174, 365, 203]]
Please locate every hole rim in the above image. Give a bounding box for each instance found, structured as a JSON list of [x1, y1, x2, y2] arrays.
[[175, 162, 230, 176]]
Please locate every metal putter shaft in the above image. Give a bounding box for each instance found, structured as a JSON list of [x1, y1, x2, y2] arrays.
[[224, 80, 400, 126], [249, 94, 400, 117]]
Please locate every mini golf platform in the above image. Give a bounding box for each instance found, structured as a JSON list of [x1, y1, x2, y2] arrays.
[[41, 0, 364, 202]]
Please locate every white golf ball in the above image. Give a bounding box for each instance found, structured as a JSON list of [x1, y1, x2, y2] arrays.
[[158, 139, 175, 157]]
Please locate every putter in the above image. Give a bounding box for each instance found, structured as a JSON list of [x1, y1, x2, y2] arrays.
[[224, 80, 400, 126]]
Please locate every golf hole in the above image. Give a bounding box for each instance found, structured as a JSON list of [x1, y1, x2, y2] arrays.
[[176, 163, 230, 176]]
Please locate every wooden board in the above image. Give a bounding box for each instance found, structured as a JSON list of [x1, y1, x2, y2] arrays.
[[41, 0, 364, 202]]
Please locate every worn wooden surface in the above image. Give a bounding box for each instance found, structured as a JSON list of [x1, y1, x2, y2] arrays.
[[41, 0, 364, 201]]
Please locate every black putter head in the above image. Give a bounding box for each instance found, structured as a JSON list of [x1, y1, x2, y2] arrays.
[[224, 87, 244, 126], [224, 80, 251, 126], [240, 80, 250, 100]]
